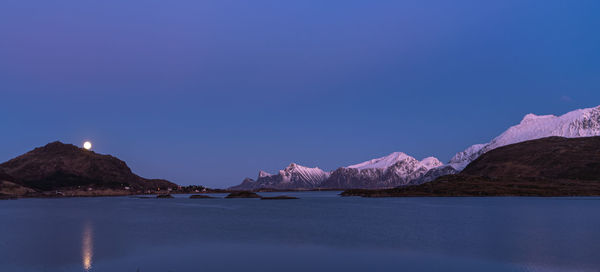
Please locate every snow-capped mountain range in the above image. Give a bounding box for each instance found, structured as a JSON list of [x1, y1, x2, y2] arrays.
[[347, 152, 442, 170], [231, 105, 600, 190], [230, 152, 453, 190], [450, 105, 600, 170], [321, 152, 451, 189]]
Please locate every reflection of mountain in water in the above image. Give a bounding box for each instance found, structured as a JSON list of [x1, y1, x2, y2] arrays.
[[82, 222, 93, 271]]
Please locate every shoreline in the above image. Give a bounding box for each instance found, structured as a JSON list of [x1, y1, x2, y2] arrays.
[[5, 188, 600, 200], [340, 175, 600, 198], [0, 189, 229, 200]]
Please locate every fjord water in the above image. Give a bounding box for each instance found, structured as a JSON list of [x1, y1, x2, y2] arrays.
[[1, 192, 598, 272]]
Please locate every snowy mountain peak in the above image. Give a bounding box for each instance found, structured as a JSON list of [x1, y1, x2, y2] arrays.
[[450, 105, 600, 170], [258, 170, 272, 178], [347, 152, 412, 170], [420, 157, 443, 170], [278, 163, 330, 185], [283, 163, 326, 173], [520, 113, 555, 124]]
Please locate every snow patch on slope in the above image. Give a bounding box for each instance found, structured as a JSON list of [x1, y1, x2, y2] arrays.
[[420, 157, 443, 170], [347, 152, 411, 170], [448, 143, 486, 170], [278, 163, 330, 185], [258, 170, 272, 178]]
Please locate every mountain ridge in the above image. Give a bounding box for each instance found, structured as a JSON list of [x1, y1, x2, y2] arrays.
[[230, 152, 451, 190], [233, 105, 600, 190], [0, 141, 177, 196]]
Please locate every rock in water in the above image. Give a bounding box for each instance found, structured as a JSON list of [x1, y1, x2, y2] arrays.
[[260, 195, 299, 200], [189, 194, 215, 199], [225, 191, 262, 198], [156, 194, 174, 199]]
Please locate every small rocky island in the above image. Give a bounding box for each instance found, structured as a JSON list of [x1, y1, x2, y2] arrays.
[[225, 191, 262, 198], [190, 194, 215, 199], [156, 194, 175, 199], [224, 191, 299, 200], [260, 195, 299, 200]]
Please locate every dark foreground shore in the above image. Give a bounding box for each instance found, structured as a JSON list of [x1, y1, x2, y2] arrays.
[[341, 175, 600, 197], [0, 186, 229, 200]]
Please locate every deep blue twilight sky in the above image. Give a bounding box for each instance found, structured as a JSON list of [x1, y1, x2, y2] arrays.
[[1, 1, 599, 187]]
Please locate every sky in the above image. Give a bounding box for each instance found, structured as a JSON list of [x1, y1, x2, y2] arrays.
[[1, 0, 599, 187]]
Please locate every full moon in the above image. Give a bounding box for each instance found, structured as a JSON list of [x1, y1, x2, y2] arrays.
[[83, 141, 92, 150]]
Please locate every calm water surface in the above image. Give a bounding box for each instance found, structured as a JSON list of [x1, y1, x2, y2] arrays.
[[1, 192, 598, 272]]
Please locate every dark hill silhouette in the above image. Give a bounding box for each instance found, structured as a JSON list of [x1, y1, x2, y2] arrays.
[[460, 136, 600, 180], [0, 141, 176, 193]]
